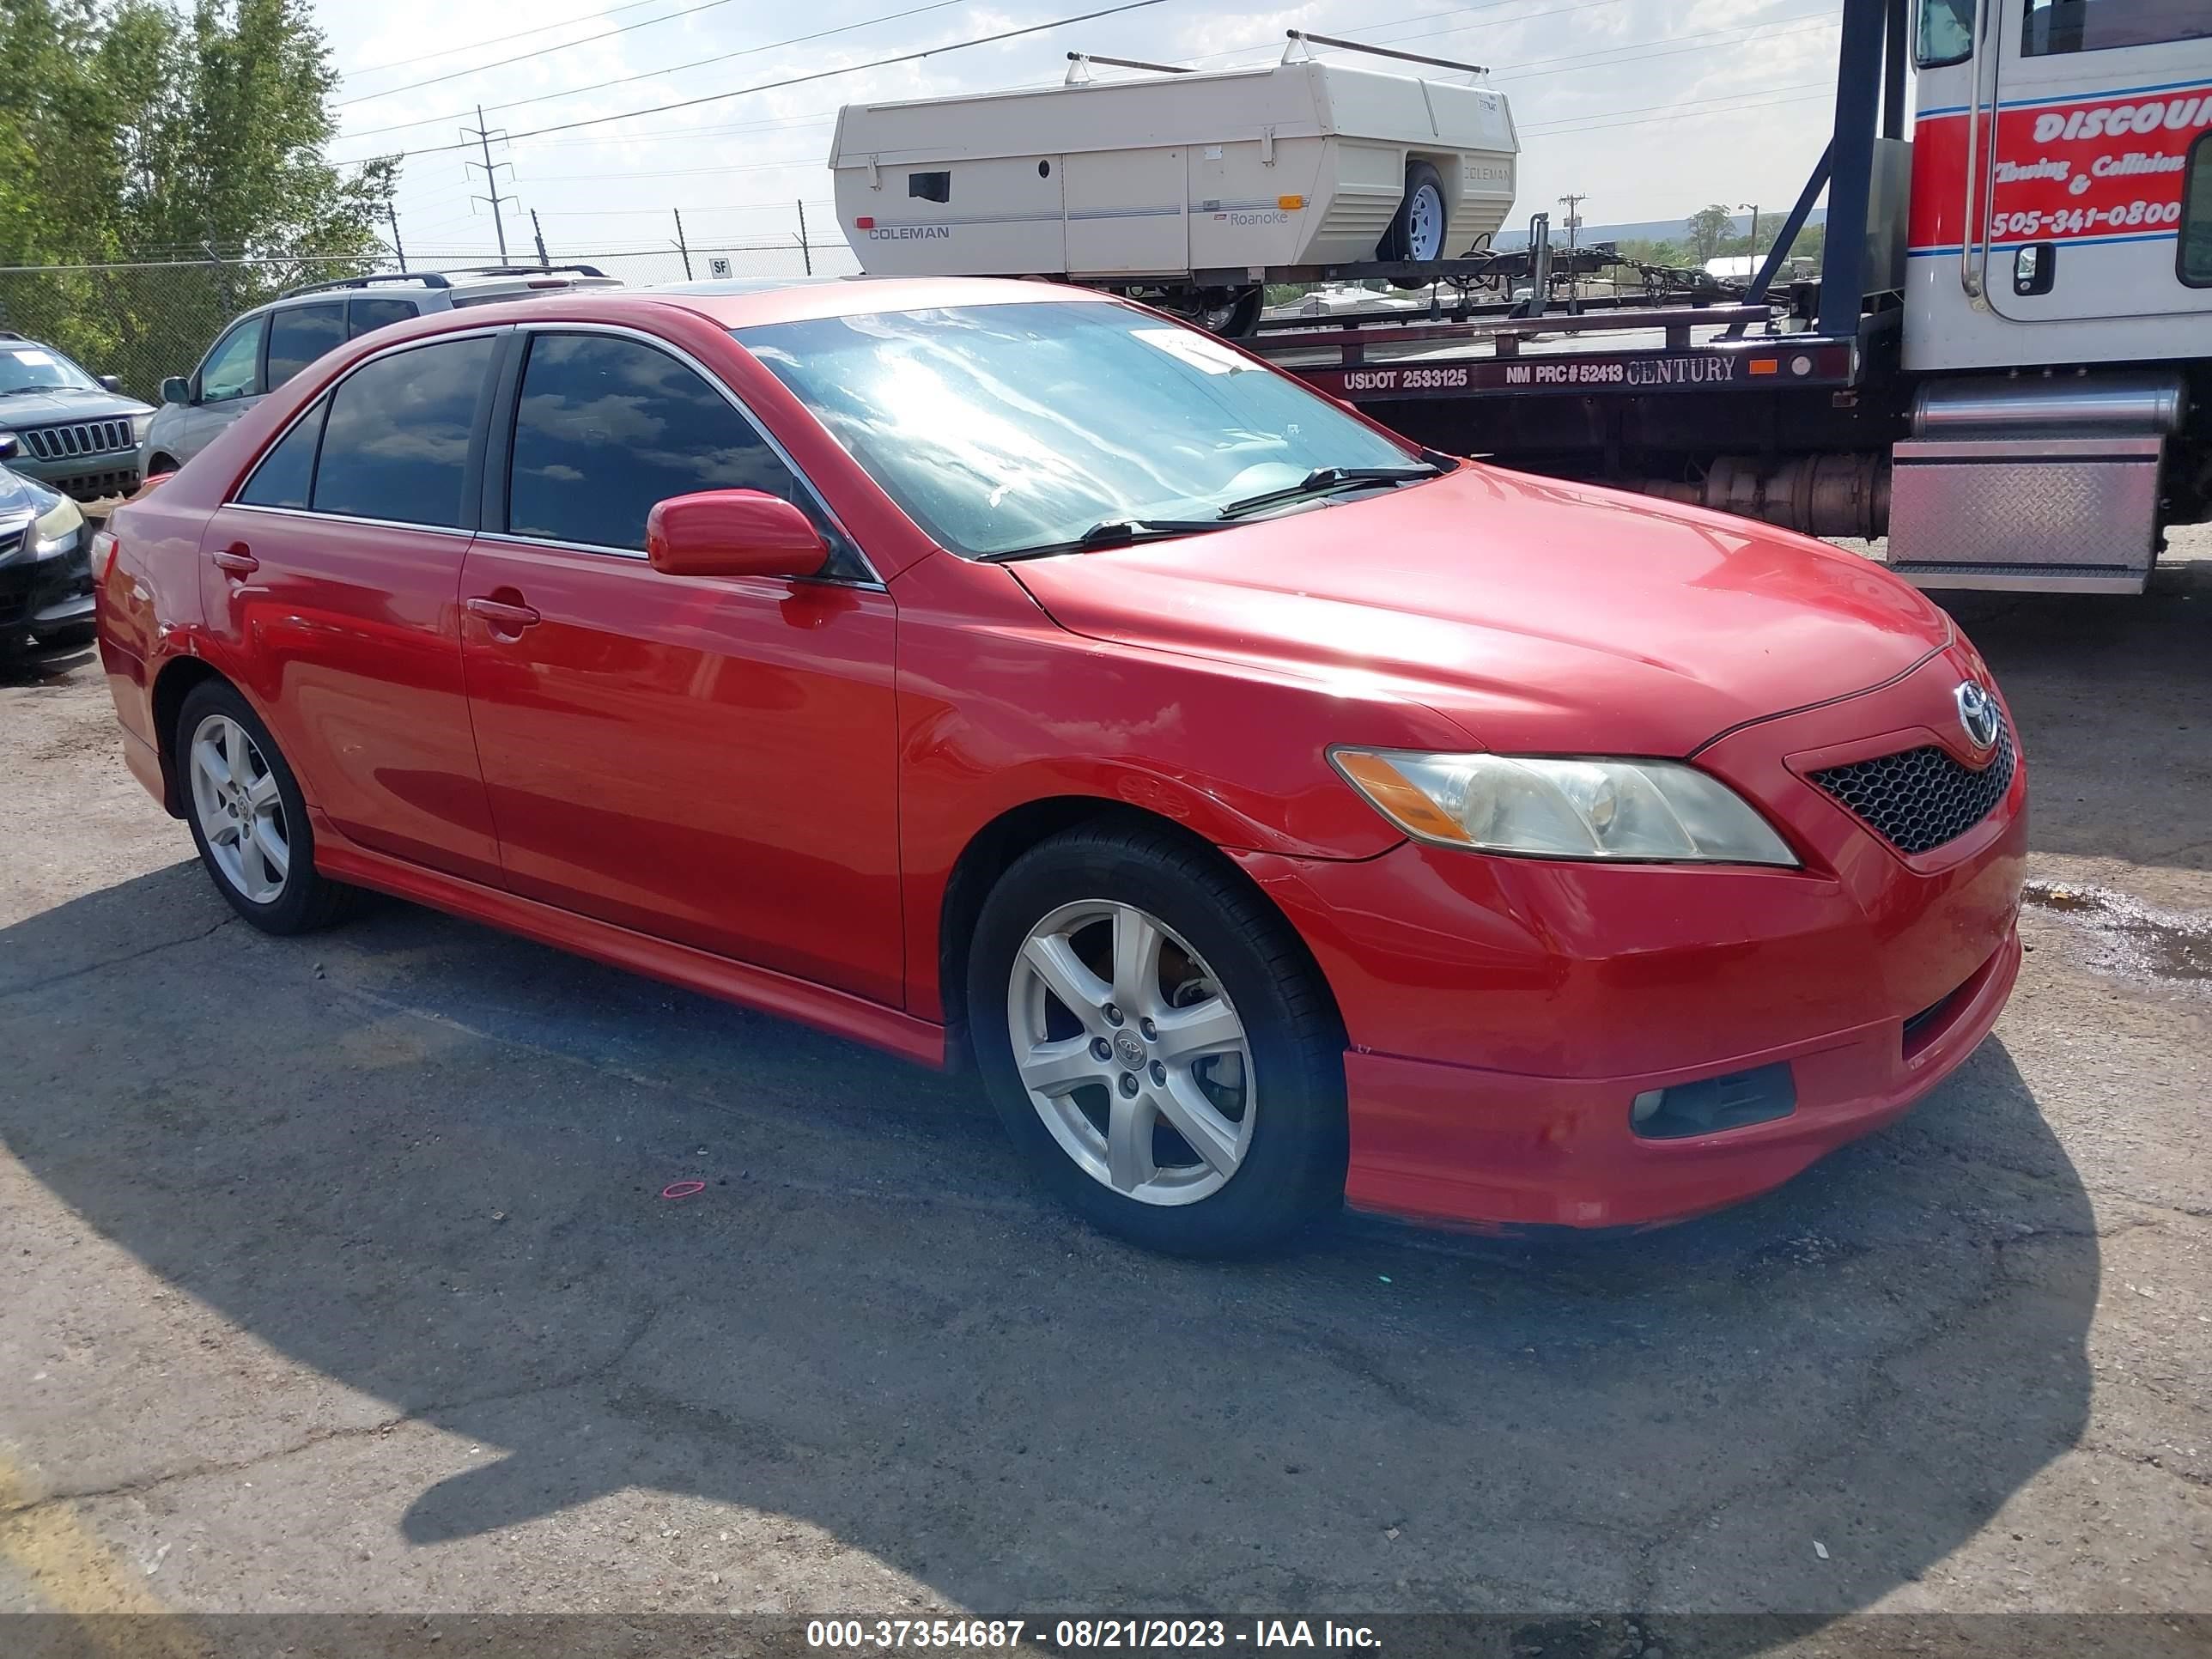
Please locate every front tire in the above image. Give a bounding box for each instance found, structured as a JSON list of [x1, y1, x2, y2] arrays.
[[969, 823, 1346, 1256], [175, 680, 357, 934]]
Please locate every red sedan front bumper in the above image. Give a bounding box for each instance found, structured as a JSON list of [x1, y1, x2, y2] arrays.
[[1238, 647, 2028, 1231]]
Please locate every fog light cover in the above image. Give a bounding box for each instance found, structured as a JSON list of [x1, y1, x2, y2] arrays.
[[1630, 1062, 1797, 1139]]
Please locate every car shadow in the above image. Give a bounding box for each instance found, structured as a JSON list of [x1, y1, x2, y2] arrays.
[[0, 862, 2094, 1642]]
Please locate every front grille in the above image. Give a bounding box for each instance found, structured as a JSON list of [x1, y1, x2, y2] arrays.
[[21, 418, 136, 461], [1810, 720, 2016, 855], [46, 466, 137, 502]]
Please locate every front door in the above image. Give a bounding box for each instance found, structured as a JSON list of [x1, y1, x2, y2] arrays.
[[1980, 0, 2212, 323], [201, 331, 504, 884], [458, 328, 904, 1007]]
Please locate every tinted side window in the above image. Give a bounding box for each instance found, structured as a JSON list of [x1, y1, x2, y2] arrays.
[[2184, 135, 2212, 287], [266, 303, 346, 387], [507, 333, 801, 551], [313, 337, 494, 529], [2022, 0, 2212, 53], [349, 296, 421, 338], [199, 317, 265, 403], [239, 400, 327, 509]]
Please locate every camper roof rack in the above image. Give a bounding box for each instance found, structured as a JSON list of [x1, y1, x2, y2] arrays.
[[1064, 52, 1194, 83], [1283, 30, 1488, 76]]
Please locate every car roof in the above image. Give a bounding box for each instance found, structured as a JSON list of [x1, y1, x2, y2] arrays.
[[416, 275, 1121, 335]]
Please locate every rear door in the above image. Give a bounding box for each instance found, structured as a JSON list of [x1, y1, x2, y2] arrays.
[[201, 330, 504, 884], [456, 325, 903, 1005], [264, 301, 347, 393]]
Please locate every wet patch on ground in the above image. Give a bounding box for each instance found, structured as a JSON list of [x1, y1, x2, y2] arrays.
[[2023, 879, 2212, 990]]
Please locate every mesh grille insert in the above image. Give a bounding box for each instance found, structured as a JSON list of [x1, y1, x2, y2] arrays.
[[1809, 720, 2015, 856]]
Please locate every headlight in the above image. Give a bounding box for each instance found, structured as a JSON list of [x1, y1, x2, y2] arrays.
[[31, 494, 85, 560], [1331, 748, 1799, 866], [132, 411, 155, 442]]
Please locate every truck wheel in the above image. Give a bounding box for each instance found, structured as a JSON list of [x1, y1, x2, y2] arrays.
[[968, 822, 1348, 1257], [1379, 161, 1448, 264]]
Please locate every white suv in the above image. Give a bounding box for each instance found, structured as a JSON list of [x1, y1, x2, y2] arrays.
[[139, 265, 624, 476]]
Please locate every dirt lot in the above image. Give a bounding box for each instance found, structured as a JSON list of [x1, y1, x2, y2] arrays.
[[0, 549, 2207, 1651]]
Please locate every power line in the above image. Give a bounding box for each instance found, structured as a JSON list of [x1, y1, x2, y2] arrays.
[[340, 0, 975, 141], [338, 0, 750, 106], [486, 8, 1832, 171], [340, 0, 669, 79], [334, 0, 1165, 162]]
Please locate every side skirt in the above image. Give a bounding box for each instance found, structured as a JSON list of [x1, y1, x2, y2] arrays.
[[312, 825, 948, 1070]]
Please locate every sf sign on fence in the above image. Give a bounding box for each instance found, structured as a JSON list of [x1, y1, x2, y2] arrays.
[[709, 258, 733, 279]]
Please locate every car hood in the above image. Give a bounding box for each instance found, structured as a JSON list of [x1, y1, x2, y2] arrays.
[[0, 386, 155, 422], [1009, 465, 1952, 757], [0, 464, 55, 519]]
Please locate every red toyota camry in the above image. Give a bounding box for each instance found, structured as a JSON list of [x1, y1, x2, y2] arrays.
[[96, 278, 2025, 1255]]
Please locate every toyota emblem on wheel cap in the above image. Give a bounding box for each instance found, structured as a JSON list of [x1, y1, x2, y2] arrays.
[[1955, 681, 2000, 751]]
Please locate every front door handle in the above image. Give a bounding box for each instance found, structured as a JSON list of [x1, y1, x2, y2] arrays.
[[210, 544, 258, 576], [465, 594, 541, 633]]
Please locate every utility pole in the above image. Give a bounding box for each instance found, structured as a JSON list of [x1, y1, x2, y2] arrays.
[[1739, 201, 1762, 271], [386, 199, 406, 270], [532, 209, 550, 270], [796, 200, 811, 276], [1556, 192, 1586, 306], [674, 209, 693, 280], [463, 106, 518, 265]]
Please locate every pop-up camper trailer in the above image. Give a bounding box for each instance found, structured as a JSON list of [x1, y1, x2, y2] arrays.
[[830, 34, 1518, 303]]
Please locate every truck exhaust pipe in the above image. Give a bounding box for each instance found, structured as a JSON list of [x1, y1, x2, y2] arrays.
[[1632, 453, 1892, 541]]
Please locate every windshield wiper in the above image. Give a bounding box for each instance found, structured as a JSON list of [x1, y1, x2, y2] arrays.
[[1215, 464, 1442, 521], [976, 518, 1232, 563], [0, 384, 78, 397]]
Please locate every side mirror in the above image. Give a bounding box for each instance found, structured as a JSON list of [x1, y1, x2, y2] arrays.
[[0, 434, 16, 461], [159, 375, 192, 407], [647, 489, 830, 580], [97, 374, 123, 393]]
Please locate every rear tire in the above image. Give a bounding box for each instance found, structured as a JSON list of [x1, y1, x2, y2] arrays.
[[1378, 160, 1449, 265], [175, 679, 358, 934], [968, 822, 1346, 1256]]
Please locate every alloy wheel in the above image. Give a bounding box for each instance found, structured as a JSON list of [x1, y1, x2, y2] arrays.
[[1006, 899, 1255, 1206], [188, 712, 290, 904]]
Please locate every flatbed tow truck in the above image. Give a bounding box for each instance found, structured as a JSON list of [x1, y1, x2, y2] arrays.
[[1232, 0, 2212, 593], [843, 3, 2212, 594]]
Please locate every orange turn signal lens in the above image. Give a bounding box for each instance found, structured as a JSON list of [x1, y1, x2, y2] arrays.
[[1331, 750, 1472, 844], [1277, 194, 1306, 210]]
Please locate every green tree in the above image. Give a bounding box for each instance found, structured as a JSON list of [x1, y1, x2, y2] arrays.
[[1685, 203, 1737, 264], [0, 0, 396, 393]]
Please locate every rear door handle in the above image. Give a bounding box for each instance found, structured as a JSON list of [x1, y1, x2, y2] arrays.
[[210, 544, 258, 576], [465, 595, 541, 631]]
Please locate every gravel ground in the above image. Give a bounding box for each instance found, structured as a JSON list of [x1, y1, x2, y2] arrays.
[[0, 540, 2205, 1653]]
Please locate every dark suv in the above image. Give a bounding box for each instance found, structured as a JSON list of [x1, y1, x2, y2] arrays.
[[0, 331, 156, 502]]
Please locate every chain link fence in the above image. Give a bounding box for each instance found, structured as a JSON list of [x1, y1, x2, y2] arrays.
[[0, 239, 862, 404]]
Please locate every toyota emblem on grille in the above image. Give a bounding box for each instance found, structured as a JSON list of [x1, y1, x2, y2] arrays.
[[1954, 682, 2000, 751]]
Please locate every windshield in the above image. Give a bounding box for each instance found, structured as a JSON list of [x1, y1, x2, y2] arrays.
[[733, 301, 1423, 558], [0, 341, 101, 395]]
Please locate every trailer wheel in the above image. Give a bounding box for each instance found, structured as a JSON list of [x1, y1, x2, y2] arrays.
[[1379, 161, 1448, 266]]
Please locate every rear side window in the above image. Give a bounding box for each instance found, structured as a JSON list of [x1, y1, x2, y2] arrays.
[[348, 296, 420, 338], [199, 317, 264, 403], [2021, 0, 2212, 54], [239, 400, 327, 510], [266, 303, 345, 387], [2183, 135, 2212, 286], [313, 337, 494, 529], [506, 332, 801, 551]]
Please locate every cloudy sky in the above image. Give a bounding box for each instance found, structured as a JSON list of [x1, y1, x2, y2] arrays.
[[313, 0, 1849, 276]]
